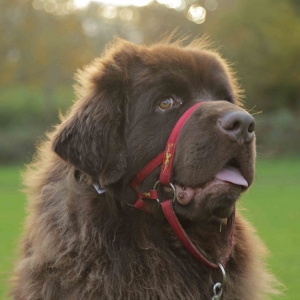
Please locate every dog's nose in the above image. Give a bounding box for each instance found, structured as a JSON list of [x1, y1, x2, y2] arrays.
[[218, 111, 255, 143]]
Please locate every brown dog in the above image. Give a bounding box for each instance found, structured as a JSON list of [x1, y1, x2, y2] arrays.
[[12, 39, 278, 299]]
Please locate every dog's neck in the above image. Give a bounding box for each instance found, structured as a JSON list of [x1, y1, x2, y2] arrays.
[[72, 167, 232, 265]]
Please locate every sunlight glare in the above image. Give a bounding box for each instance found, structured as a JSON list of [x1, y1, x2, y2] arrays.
[[204, 0, 218, 11], [156, 0, 186, 11], [119, 8, 134, 21], [187, 4, 206, 24], [74, 0, 153, 8], [156, 0, 168, 4], [74, 0, 90, 9], [101, 5, 118, 19], [32, 0, 44, 11], [44, 1, 58, 13], [166, 0, 185, 11]]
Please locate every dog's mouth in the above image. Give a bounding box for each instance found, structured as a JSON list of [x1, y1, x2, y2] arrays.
[[168, 159, 248, 206]]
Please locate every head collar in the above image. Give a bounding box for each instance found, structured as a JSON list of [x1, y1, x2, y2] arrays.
[[129, 101, 235, 272], [130, 102, 203, 210]]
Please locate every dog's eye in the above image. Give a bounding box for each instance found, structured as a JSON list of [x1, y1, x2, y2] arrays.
[[158, 98, 174, 111]]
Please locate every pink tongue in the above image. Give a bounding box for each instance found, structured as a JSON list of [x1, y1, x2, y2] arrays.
[[215, 166, 248, 187]]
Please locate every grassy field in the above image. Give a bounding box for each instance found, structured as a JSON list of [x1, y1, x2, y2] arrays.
[[0, 166, 26, 300], [0, 160, 299, 299]]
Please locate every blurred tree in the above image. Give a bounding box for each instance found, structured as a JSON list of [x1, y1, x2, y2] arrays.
[[3, 0, 299, 114], [1, 0, 299, 163], [204, 0, 300, 112], [0, 0, 94, 120], [76, 0, 300, 113]]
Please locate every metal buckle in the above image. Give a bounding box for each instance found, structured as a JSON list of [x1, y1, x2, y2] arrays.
[[153, 181, 176, 203]]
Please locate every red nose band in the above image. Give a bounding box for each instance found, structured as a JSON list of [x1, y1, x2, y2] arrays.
[[159, 102, 203, 186]]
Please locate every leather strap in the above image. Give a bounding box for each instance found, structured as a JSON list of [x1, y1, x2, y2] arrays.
[[159, 103, 202, 186], [131, 152, 164, 212], [162, 200, 235, 267]]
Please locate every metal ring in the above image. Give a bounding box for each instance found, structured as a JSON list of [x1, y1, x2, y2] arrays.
[[217, 263, 226, 286], [153, 181, 176, 203], [212, 282, 223, 298]]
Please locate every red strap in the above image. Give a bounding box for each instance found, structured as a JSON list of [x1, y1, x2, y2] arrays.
[[162, 200, 235, 268], [133, 198, 149, 212], [159, 102, 203, 186], [130, 152, 165, 191], [140, 190, 158, 199], [131, 153, 164, 211], [162, 200, 218, 268], [221, 206, 235, 266]]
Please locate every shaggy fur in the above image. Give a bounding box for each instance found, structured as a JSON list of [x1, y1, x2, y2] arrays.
[[12, 39, 279, 299]]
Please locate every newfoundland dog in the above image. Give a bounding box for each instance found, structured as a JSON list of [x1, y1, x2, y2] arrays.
[[12, 38, 278, 300]]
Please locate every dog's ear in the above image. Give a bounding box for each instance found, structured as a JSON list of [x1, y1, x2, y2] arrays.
[[52, 41, 138, 187]]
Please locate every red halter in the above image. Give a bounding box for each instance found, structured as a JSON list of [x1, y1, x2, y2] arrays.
[[130, 102, 235, 269]]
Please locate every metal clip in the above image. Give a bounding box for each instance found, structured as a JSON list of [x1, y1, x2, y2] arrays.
[[93, 183, 106, 195], [211, 263, 226, 300]]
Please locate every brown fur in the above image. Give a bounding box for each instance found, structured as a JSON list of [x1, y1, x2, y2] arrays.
[[12, 38, 279, 299]]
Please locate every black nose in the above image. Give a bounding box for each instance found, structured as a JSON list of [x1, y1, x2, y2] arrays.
[[218, 111, 255, 143]]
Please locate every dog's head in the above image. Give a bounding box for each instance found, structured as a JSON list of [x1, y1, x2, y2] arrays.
[[52, 39, 256, 222]]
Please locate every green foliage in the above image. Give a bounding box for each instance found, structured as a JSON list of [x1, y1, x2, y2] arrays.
[[1, 160, 300, 299], [0, 86, 73, 127], [204, 0, 300, 112], [255, 110, 300, 157], [0, 0, 93, 86], [0, 86, 73, 164]]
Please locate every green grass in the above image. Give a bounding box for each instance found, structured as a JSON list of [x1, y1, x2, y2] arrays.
[[0, 166, 26, 299], [0, 160, 299, 299], [240, 159, 300, 299]]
